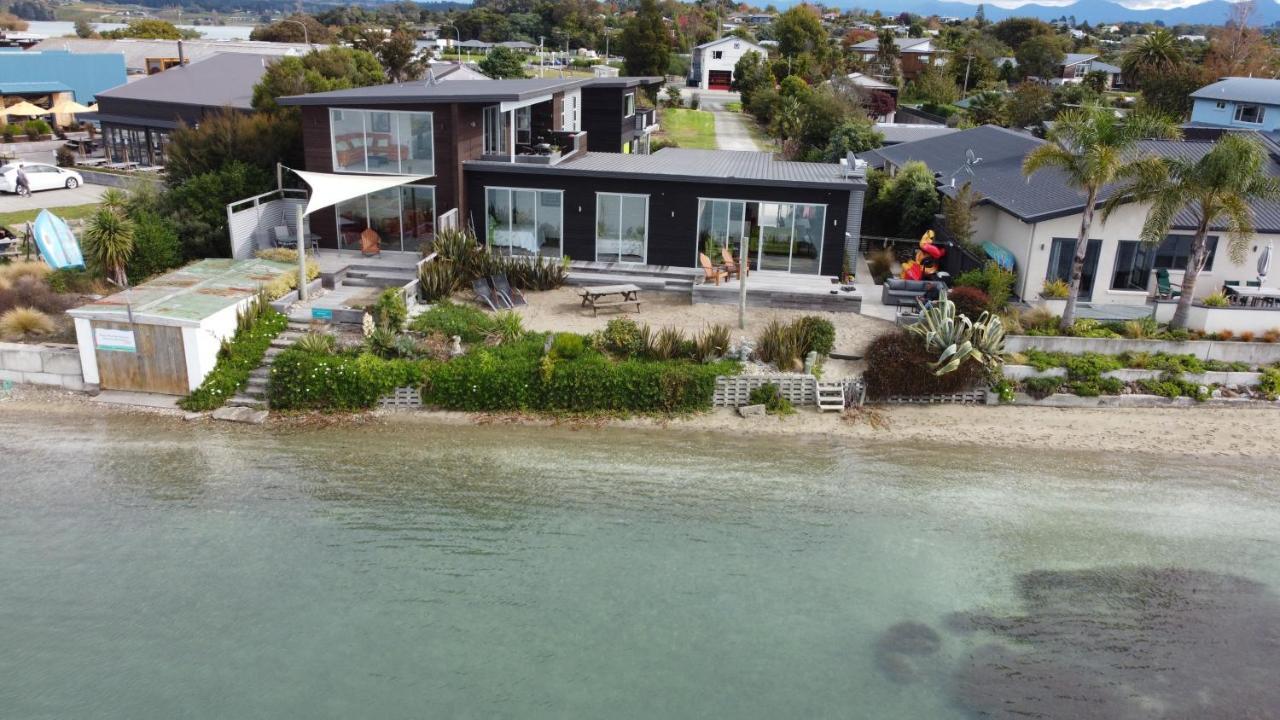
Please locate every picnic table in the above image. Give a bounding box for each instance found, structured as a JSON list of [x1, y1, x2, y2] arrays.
[[76, 157, 108, 167], [1225, 285, 1280, 307], [578, 283, 642, 316]]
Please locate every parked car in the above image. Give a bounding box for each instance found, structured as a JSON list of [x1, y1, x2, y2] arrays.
[[0, 163, 84, 194]]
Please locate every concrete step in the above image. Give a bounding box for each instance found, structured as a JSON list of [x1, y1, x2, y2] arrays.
[[226, 395, 267, 410], [342, 275, 415, 289]]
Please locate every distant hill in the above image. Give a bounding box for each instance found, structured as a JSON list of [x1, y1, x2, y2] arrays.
[[825, 0, 1280, 25]]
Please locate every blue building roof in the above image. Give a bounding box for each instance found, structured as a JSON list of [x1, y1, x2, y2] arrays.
[[0, 49, 126, 103]]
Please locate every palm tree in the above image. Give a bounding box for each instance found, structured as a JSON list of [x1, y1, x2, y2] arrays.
[[875, 28, 901, 85], [98, 187, 129, 215], [1120, 30, 1183, 88], [1022, 106, 1182, 330], [83, 207, 135, 286], [1102, 134, 1280, 329]]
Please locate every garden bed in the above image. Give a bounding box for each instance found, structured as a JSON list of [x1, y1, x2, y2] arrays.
[[1005, 335, 1280, 364]]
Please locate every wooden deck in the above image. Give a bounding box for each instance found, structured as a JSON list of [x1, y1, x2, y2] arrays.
[[693, 271, 862, 313]]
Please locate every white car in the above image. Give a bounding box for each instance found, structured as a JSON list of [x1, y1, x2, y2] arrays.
[[0, 163, 83, 194]]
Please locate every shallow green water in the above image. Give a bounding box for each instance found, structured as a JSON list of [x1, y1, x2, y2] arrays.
[[2, 413, 1279, 719]]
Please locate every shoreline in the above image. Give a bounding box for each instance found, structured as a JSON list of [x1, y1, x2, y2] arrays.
[[5, 385, 1280, 460]]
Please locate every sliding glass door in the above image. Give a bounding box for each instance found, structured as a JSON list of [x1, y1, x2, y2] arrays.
[[335, 184, 436, 253], [485, 187, 563, 257], [1047, 238, 1102, 297], [596, 193, 648, 263], [697, 199, 825, 274]]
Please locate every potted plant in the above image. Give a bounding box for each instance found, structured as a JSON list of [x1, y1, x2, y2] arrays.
[[1038, 278, 1070, 316]]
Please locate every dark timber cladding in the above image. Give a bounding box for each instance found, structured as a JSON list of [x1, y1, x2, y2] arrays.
[[464, 152, 861, 275]]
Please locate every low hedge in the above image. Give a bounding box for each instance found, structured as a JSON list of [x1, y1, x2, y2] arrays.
[[269, 335, 738, 414], [179, 310, 288, 411], [268, 348, 431, 411]]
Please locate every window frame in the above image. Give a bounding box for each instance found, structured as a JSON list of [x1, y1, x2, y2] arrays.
[[329, 107, 434, 177], [623, 92, 635, 118], [595, 191, 649, 264], [696, 197, 828, 274], [1234, 103, 1265, 125], [334, 183, 437, 253], [1110, 239, 1154, 292]]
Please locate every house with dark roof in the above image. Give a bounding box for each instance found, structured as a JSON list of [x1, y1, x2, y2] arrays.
[[277, 76, 866, 273], [993, 54, 1123, 88], [1190, 78, 1280, 133], [94, 52, 275, 166], [863, 125, 1280, 306]]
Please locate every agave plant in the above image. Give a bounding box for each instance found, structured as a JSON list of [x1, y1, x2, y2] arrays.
[[907, 299, 1005, 376]]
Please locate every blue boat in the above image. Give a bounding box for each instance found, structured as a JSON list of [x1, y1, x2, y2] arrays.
[[31, 209, 85, 270]]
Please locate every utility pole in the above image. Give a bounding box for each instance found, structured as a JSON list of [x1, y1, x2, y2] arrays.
[[962, 53, 974, 95], [539, 36, 545, 77]]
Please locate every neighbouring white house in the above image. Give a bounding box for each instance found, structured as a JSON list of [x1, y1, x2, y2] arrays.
[[860, 125, 1280, 310], [688, 36, 768, 90]]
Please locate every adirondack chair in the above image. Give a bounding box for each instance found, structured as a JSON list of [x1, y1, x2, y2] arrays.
[[1155, 268, 1181, 299], [721, 247, 748, 280], [699, 253, 728, 286]]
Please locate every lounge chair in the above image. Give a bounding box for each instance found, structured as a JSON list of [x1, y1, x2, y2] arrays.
[[1155, 268, 1181, 299], [490, 274, 526, 307], [473, 278, 500, 311], [699, 253, 728, 286], [721, 247, 748, 280], [272, 225, 297, 249]]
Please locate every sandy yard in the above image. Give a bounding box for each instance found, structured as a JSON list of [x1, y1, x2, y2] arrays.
[[510, 287, 895, 377]]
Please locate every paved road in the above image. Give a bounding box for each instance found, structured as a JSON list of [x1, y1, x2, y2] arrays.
[[0, 182, 108, 214], [680, 88, 762, 152]]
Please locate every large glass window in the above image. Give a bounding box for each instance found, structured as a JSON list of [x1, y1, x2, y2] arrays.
[[623, 92, 635, 117], [697, 199, 825, 274], [329, 108, 433, 176], [486, 187, 562, 257], [596, 192, 648, 263], [515, 106, 532, 145], [1046, 238, 1102, 297], [1111, 240, 1153, 291], [334, 184, 436, 253], [1155, 234, 1217, 272]]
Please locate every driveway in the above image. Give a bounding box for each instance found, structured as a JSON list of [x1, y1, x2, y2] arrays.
[[0, 182, 108, 213], [679, 87, 762, 152]]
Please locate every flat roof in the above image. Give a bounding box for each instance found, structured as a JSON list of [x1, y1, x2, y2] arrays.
[[68, 258, 293, 327], [0, 80, 72, 94], [281, 78, 590, 106], [279, 76, 665, 106], [465, 148, 866, 191], [96, 52, 274, 110]]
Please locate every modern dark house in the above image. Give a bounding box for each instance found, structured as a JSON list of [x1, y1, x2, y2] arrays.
[[94, 52, 273, 166], [278, 77, 867, 274]]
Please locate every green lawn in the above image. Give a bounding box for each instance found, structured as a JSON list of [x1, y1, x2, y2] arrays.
[[0, 202, 100, 230], [659, 108, 717, 150]]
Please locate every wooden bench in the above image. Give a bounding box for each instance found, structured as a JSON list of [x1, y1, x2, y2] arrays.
[[578, 283, 642, 316]]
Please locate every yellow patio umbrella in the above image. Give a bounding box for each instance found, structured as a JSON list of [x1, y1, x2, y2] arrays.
[[84, 103, 99, 113], [2, 100, 50, 117], [49, 98, 94, 115]]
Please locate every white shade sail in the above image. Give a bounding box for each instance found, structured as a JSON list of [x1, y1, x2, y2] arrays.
[[290, 169, 429, 217]]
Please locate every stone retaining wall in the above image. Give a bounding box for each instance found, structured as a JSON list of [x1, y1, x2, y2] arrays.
[[0, 341, 86, 390], [1002, 364, 1264, 386], [1006, 335, 1280, 365]]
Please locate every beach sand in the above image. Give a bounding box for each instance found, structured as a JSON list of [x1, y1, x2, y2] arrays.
[[6, 385, 1280, 461]]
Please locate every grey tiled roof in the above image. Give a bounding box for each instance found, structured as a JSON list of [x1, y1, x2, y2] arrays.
[[850, 37, 936, 52], [1062, 53, 1098, 66], [1190, 77, 1280, 106], [465, 148, 866, 190], [96, 52, 273, 109], [878, 126, 1280, 232]]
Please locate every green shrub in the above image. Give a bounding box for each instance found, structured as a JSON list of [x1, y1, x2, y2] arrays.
[[954, 262, 1015, 310], [411, 300, 494, 343], [371, 287, 408, 331], [179, 306, 287, 411], [794, 315, 836, 355], [1201, 291, 1231, 308], [695, 324, 732, 361], [1040, 278, 1070, 299], [269, 348, 429, 411], [551, 332, 586, 359], [1023, 348, 1069, 372], [1069, 381, 1101, 397], [1023, 376, 1063, 399], [1068, 318, 1121, 338], [1064, 353, 1122, 381], [490, 311, 524, 344], [948, 286, 991, 320], [1121, 316, 1159, 339], [1097, 377, 1125, 394], [602, 317, 645, 357], [126, 211, 183, 281], [748, 382, 795, 415], [1137, 373, 1209, 401], [648, 326, 689, 361]]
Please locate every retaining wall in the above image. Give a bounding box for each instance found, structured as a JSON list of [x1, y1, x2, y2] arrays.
[[0, 341, 86, 391], [77, 168, 164, 190], [1006, 335, 1280, 365], [713, 374, 818, 407], [1002, 364, 1264, 386]]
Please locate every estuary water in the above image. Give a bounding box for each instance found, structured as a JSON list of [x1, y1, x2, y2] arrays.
[[2, 412, 1279, 719]]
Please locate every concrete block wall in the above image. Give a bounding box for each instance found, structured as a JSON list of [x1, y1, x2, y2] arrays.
[[0, 341, 87, 391]]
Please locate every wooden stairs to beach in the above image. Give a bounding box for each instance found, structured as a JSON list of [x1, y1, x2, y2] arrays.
[[225, 321, 310, 410]]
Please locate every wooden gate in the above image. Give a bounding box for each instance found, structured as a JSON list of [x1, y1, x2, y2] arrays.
[[92, 320, 190, 395]]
